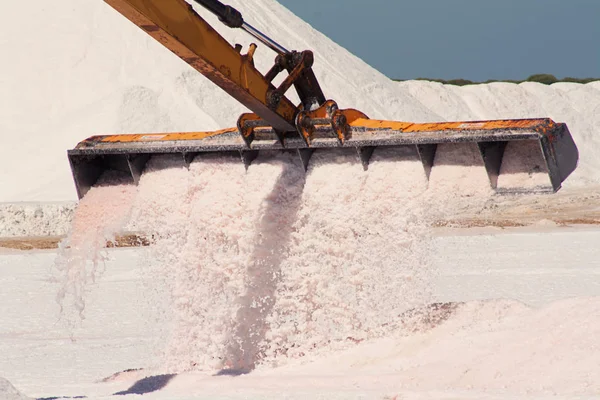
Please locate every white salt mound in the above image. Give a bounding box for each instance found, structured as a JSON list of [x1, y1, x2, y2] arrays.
[[0, 377, 31, 400], [273, 298, 600, 395]]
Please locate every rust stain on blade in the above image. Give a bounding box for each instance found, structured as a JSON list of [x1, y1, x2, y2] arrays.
[[350, 118, 557, 134], [97, 127, 238, 143], [403, 119, 551, 133], [349, 118, 412, 131]]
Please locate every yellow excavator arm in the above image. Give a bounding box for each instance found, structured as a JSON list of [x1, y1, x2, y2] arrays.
[[104, 0, 311, 132], [68, 0, 579, 198]]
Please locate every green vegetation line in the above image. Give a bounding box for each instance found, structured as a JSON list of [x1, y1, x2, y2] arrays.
[[393, 74, 599, 86]]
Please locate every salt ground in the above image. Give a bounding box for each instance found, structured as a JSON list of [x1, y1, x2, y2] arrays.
[[1, 0, 600, 398], [2, 154, 600, 398], [2, 226, 600, 399]]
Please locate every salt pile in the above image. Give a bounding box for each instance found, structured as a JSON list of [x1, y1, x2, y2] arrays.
[[261, 298, 600, 395]]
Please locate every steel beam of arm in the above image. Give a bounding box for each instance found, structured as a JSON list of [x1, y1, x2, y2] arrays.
[[104, 0, 298, 132]]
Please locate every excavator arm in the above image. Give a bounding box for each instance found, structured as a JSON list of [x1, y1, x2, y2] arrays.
[[105, 0, 297, 131], [68, 0, 579, 198]]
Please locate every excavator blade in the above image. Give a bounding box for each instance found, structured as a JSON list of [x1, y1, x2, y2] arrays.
[[68, 117, 578, 199], [69, 0, 577, 200]]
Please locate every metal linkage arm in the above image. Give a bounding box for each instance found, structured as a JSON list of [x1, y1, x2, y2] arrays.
[[106, 0, 327, 144]]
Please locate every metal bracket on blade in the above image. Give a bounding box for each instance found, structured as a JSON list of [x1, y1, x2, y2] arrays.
[[237, 112, 285, 147], [295, 100, 351, 146]]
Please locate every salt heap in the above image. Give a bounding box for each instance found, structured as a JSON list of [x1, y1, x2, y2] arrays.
[[257, 298, 600, 395]]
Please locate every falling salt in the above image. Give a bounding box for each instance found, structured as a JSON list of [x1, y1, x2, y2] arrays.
[[260, 148, 432, 364], [53, 171, 136, 320], [56, 143, 502, 372]]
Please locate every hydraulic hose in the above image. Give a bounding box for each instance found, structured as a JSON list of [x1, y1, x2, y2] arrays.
[[192, 0, 243, 28], [191, 0, 289, 54]]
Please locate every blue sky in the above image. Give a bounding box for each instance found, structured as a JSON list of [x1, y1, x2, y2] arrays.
[[277, 0, 600, 81]]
